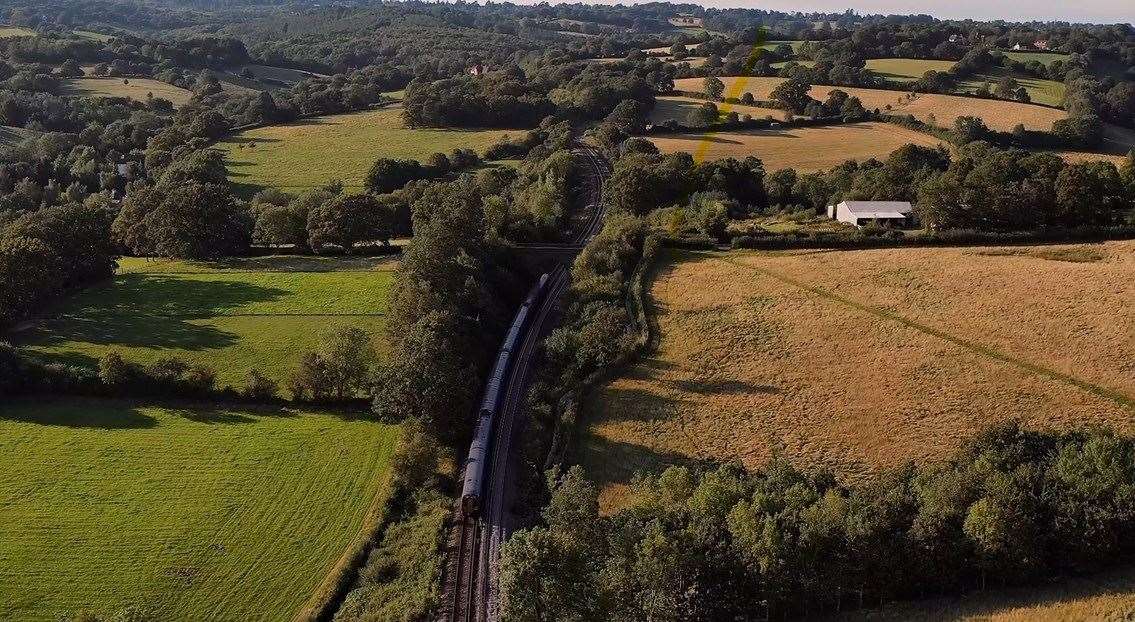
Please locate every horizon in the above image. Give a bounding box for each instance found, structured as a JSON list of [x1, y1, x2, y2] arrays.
[[500, 0, 1134, 26]]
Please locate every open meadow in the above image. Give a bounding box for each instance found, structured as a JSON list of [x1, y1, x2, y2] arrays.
[[0, 26, 36, 38], [576, 241, 1135, 513], [650, 95, 786, 125], [61, 78, 193, 107], [0, 396, 399, 621], [216, 105, 515, 193], [648, 121, 945, 170], [864, 58, 957, 82], [13, 256, 395, 388], [673, 76, 1066, 131]]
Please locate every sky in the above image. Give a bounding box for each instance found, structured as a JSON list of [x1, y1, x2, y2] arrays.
[[515, 0, 1133, 25]]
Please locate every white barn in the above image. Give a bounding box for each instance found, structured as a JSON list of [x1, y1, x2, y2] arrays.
[[827, 201, 912, 227]]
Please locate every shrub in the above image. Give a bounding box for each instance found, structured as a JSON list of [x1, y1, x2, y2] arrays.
[[241, 368, 278, 400]]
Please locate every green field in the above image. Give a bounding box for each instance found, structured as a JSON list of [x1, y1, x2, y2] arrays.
[[757, 40, 805, 53], [0, 26, 36, 38], [1001, 50, 1070, 66], [73, 29, 114, 41], [771, 60, 817, 69], [0, 125, 35, 146], [865, 57, 957, 82], [217, 106, 516, 194], [959, 66, 1067, 106], [62, 78, 193, 107], [12, 256, 395, 388], [0, 396, 398, 621]]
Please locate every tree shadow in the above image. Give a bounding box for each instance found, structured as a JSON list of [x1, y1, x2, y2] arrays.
[[14, 275, 290, 352], [0, 398, 158, 429]]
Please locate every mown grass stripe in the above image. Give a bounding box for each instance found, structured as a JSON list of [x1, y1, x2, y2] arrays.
[[718, 253, 1134, 411]]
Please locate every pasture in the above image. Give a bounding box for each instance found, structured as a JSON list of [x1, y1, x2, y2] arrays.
[[216, 106, 514, 193], [672, 76, 1067, 131], [649, 95, 785, 125], [576, 242, 1135, 512], [61, 78, 193, 107], [0, 396, 399, 621], [1001, 50, 1070, 66], [13, 256, 395, 388], [0, 26, 36, 38], [648, 122, 945, 170], [864, 58, 956, 82], [0, 125, 36, 146], [958, 67, 1066, 106]]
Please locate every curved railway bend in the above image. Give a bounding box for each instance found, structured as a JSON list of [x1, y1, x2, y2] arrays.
[[440, 145, 609, 622]]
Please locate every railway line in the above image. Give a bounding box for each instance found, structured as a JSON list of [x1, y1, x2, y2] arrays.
[[441, 145, 609, 622]]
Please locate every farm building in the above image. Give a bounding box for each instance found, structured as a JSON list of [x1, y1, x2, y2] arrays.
[[827, 200, 912, 227]]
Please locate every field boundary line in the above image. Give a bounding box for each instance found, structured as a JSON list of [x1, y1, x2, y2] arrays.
[[717, 254, 1134, 411]]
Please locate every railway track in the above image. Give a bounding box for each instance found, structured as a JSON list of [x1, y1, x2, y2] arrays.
[[441, 145, 608, 622]]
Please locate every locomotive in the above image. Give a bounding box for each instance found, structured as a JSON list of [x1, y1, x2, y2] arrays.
[[460, 273, 551, 517]]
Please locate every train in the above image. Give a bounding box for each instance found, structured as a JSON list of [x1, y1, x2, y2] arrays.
[[460, 272, 552, 517]]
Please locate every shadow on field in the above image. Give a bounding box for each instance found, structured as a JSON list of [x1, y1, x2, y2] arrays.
[[574, 433, 697, 493], [0, 400, 158, 429], [20, 275, 289, 352]]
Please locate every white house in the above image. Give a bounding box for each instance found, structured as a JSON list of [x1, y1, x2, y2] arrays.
[[827, 201, 912, 227]]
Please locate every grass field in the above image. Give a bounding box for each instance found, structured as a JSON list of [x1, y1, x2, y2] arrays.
[[648, 122, 945, 170], [672, 77, 1066, 131], [649, 95, 786, 125], [73, 29, 114, 41], [576, 241, 1135, 512], [0, 125, 36, 146], [772, 60, 817, 69], [61, 78, 193, 107], [216, 106, 515, 193], [1001, 50, 1070, 66], [0, 396, 399, 621], [220, 64, 328, 92], [959, 67, 1067, 107], [827, 564, 1135, 621], [0, 26, 36, 38], [12, 256, 395, 388], [865, 58, 956, 82]]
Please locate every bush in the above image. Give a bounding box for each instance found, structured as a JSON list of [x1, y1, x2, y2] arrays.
[[242, 368, 278, 400]]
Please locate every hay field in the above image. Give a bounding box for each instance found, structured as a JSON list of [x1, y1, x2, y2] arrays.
[[650, 95, 785, 125], [216, 106, 514, 193], [865, 58, 956, 82], [62, 78, 193, 107], [0, 396, 399, 621], [648, 122, 945, 170], [576, 242, 1135, 512], [13, 256, 395, 387], [673, 77, 1066, 131]]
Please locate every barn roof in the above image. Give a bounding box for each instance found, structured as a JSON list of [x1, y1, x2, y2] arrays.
[[839, 200, 912, 219]]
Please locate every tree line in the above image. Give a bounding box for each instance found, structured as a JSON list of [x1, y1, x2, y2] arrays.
[[500, 423, 1135, 621]]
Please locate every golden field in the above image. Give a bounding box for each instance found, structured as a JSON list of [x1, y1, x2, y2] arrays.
[[648, 121, 946, 170], [576, 242, 1135, 513], [673, 76, 1066, 132]]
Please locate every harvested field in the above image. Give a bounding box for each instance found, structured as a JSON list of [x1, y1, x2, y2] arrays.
[[13, 256, 396, 387], [672, 77, 1066, 131], [61, 78, 192, 107], [576, 242, 1135, 512], [0, 396, 399, 621], [216, 106, 515, 193], [648, 122, 946, 170], [865, 58, 956, 82], [649, 95, 785, 125]]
